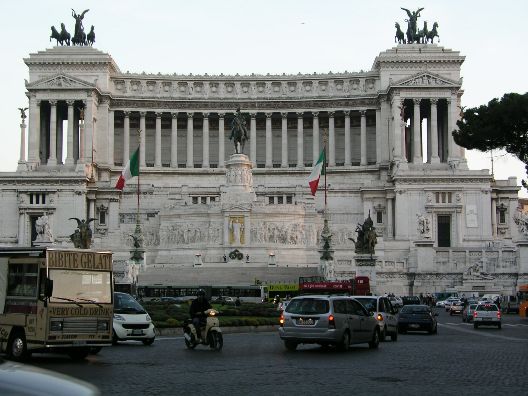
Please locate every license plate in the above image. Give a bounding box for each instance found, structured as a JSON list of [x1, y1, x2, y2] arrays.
[[297, 318, 314, 326], [72, 340, 86, 345], [131, 330, 144, 335], [409, 324, 420, 328]]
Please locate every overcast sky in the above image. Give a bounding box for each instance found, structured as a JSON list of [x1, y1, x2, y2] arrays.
[[1, 0, 527, 195]]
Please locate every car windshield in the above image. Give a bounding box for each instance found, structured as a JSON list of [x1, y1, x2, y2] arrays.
[[285, 298, 329, 314], [355, 298, 377, 312], [114, 293, 146, 314], [476, 304, 498, 311], [400, 305, 430, 313]]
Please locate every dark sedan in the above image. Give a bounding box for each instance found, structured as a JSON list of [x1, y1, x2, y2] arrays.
[[397, 304, 438, 334]]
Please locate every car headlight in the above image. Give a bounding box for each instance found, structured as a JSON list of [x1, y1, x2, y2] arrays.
[[97, 320, 110, 331], [145, 314, 151, 322], [113, 314, 126, 321]]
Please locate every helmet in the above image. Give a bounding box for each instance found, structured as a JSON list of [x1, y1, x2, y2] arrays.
[[196, 289, 206, 297]]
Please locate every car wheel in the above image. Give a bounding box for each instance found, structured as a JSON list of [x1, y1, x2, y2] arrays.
[[284, 340, 298, 351], [338, 331, 350, 352], [112, 330, 119, 345], [474, 323, 478, 329], [369, 329, 380, 349], [142, 337, 155, 346], [7, 330, 29, 362], [449, 311, 453, 316], [390, 331, 398, 342], [433, 324, 438, 334], [68, 347, 90, 360]]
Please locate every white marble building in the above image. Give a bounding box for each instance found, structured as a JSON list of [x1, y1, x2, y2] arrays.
[[1, 43, 527, 295]]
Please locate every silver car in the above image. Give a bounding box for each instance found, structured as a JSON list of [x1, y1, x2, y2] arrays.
[[353, 295, 398, 341], [278, 295, 381, 351]]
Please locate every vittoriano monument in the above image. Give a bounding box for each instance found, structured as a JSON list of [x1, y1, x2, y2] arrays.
[[50, 9, 95, 46], [394, 7, 439, 44], [229, 108, 249, 154]]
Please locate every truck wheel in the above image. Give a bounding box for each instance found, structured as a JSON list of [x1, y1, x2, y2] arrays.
[[89, 346, 102, 354], [8, 330, 29, 362]]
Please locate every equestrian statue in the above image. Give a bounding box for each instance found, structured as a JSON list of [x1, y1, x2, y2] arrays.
[[230, 108, 249, 154]]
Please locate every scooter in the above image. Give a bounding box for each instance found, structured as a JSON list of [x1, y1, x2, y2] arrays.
[[183, 308, 223, 351]]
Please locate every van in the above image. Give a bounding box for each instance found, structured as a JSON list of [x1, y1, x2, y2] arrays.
[[113, 292, 156, 345], [501, 295, 519, 313], [278, 295, 381, 351]]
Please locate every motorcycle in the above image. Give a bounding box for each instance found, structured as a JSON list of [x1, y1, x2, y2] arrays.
[[183, 308, 223, 351]]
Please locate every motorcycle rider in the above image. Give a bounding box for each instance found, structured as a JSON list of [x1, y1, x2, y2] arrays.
[[190, 289, 212, 342]]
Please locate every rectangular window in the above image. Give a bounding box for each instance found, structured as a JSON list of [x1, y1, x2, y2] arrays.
[[30, 194, 33, 204], [99, 211, 106, 225], [437, 215, 451, 247], [277, 196, 283, 205], [268, 197, 274, 205], [376, 211, 383, 224], [499, 211, 506, 224], [192, 197, 198, 204], [201, 197, 207, 204], [286, 196, 293, 204]]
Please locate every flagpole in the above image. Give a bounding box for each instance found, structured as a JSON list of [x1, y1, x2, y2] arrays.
[[136, 129, 141, 220], [323, 128, 328, 214]]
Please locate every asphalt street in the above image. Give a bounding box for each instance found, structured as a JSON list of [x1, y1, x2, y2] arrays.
[[21, 310, 528, 396]]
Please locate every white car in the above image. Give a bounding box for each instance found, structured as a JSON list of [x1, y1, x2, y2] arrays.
[[113, 292, 156, 345], [435, 300, 446, 308], [444, 297, 460, 311], [354, 295, 398, 341]]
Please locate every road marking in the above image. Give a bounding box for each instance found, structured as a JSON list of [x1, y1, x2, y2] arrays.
[[157, 336, 183, 340], [438, 323, 527, 341]]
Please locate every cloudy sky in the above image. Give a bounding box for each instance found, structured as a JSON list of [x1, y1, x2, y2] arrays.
[[1, 0, 527, 195]]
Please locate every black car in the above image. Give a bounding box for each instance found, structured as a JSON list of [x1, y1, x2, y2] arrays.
[[398, 304, 438, 334], [401, 296, 421, 305]]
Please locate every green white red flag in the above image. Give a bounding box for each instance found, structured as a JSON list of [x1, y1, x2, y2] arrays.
[[115, 148, 139, 190], [308, 148, 325, 196]]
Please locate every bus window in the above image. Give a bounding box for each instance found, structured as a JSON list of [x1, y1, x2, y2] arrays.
[[7, 263, 38, 298]]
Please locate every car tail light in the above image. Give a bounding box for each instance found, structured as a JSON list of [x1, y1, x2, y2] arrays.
[[279, 314, 284, 327], [473, 311, 478, 318], [328, 314, 336, 329], [377, 314, 383, 321], [497, 311, 501, 319]]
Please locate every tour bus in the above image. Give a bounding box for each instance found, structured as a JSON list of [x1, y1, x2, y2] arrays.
[[137, 284, 268, 303], [518, 284, 528, 317], [0, 247, 113, 361], [267, 283, 300, 302]]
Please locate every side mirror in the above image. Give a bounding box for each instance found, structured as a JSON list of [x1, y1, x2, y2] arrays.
[[44, 278, 54, 298]]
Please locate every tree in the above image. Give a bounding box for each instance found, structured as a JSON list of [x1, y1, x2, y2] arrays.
[[453, 92, 528, 187]]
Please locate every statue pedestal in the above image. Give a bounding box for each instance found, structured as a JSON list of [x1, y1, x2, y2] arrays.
[[355, 254, 377, 291]]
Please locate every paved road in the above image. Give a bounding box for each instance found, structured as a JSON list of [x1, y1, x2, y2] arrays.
[[26, 310, 528, 395]]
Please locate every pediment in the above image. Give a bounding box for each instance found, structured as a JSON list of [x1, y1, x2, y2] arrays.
[[390, 72, 460, 88], [26, 74, 95, 90]]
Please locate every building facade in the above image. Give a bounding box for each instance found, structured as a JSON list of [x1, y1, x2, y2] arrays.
[[1, 43, 527, 295]]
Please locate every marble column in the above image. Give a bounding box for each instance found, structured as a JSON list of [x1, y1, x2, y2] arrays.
[[344, 111, 351, 166], [155, 112, 162, 167], [18, 119, 27, 165], [140, 111, 146, 167], [413, 99, 422, 163], [65, 100, 75, 165], [447, 96, 459, 160], [57, 113, 63, 164], [375, 108, 382, 164], [123, 111, 130, 163], [392, 96, 402, 160], [18, 212, 25, 246], [386, 195, 394, 239], [108, 108, 114, 166], [265, 112, 272, 168], [250, 113, 257, 166], [27, 95, 40, 165], [218, 113, 225, 168], [328, 111, 336, 167], [491, 199, 497, 238], [297, 112, 304, 167], [281, 112, 288, 168], [186, 112, 194, 168], [202, 113, 210, 168], [171, 112, 178, 167], [312, 112, 319, 165], [360, 110, 367, 166], [430, 99, 440, 164], [48, 100, 58, 165], [79, 103, 85, 164]]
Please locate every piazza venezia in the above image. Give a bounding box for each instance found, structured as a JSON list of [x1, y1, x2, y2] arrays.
[[1, 20, 527, 297]]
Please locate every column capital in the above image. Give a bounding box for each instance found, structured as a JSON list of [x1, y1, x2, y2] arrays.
[[139, 111, 147, 117], [430, 98, 439, 106], [413, 98, 421, 106], [281, 112, 288, 119], [123, 110, 131, 117], [343, 110, 350, 116], [360, 110, 367, 117], [66, 100, 75, 106], [49, 99, 58, 106], [218, 112, 225, 119], [187, 112, 194, 119], [171, 112, 178, 119], [312, 111, 319, 117], [265, 112, 273, 118], [249, 112, 257, 119], [296, 112, 304, 118], [328, 111, 335, 118], [203, 112, 210, 118], [155, 112, 163, 118]]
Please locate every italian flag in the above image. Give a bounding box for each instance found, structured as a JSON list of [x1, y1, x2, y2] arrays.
[[308, 148, 325, 196], [115, 148, 139, 190]]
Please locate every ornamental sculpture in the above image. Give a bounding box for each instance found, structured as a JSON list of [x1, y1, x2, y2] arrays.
[[49, 9, 95, 47], [229, 108, 249, 154], [395, 7, 439, 44], [69, 217, 96, 248], [349, 212, 377, 255]]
